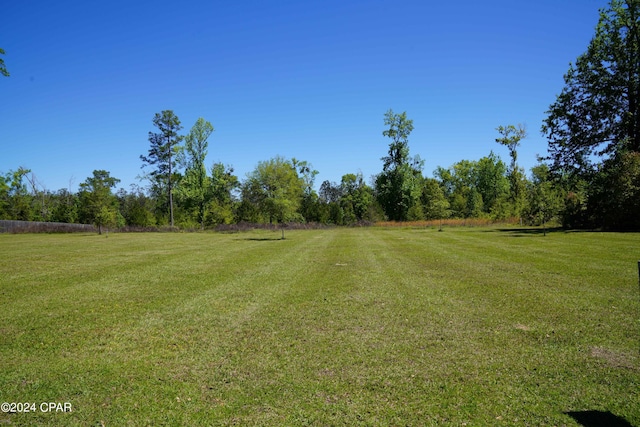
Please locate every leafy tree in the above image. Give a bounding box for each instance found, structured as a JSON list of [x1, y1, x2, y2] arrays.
[[406, 175, 426, 221], [541, 0, 640, 229], [375, 109, 423, 220], [177, 117, 214, 228], [50, 189, 78, 224], [298, 191, 322, 223], [435, 160, 475, 218], [543, 166, 590, 229], [209, 163, 238, 205], [526, 164, 564, 235], [241, 156, 304, 224], [542, 0, 640, 171], [316, 175, 377, 225], [78, 170, 120, 234], [319, 180, 342, 204], [117, 185, 156, 227], [0, 48, 9, 77], [496, 124, 526, 170], [466, 188, 484, 218], [1, 168, 33, 220], [495, 124, 528, 217], [206, 163, 239, 226], [0, 174, 8, 218], [292, 158, 321, 222], [420, 178, 450, 221], [140, 110, 183, 227], [340, 173, 374, 224], [291, 158, 318, 196], [589, 151, 640, 229], [475, 152, 510, 218], [435, 154, 509, 218], [22, 172, 50, 221], [318, 180, 343, 224]]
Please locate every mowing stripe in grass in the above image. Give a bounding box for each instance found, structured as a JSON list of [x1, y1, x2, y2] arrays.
[[1, 228, 638, 426]]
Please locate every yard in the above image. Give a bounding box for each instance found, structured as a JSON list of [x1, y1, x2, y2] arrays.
[[0, 227, 638, 425]]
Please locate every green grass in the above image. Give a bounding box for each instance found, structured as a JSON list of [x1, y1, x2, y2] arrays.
[[0, 227, 638, 426]]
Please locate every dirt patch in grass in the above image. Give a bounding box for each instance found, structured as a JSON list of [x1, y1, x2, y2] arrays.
[[590, 347, 638, 370]]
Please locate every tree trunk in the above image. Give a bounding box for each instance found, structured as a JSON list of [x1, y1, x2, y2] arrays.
[[168, 135, 174, 228], [627, 1, 640, 152]]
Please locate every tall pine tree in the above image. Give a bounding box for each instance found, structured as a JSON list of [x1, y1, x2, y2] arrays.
[[140, 110, 183, 227]]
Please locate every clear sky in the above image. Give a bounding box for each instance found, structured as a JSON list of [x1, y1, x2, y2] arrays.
[[2, 0, 607, 193]]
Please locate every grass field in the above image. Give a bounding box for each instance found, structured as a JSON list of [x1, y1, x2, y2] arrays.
[[0, 227, 638, 426]]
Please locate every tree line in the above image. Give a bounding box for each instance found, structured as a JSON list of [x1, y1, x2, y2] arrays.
[[0, 113, 563, 232], [2, 0, 639, 231]]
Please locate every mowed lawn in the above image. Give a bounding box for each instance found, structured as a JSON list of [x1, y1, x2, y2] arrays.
[[0, 227, 638, 426]]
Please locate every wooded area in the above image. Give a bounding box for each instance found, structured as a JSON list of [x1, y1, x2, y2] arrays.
[[2, 0, 639, 231]]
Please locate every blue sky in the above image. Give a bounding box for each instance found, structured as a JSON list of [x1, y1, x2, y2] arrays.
[[2, 0, 606, 193]]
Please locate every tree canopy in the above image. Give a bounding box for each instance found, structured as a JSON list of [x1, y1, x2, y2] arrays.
[[496, 124, 527, 217], [0, 48, 9, 77], [241, 156, 305, 224], [78, 170, 120, 234], [541, 0, 640, 229], [375, 110, 423, 221], [140, 110, 183, 227], [177, 117, 214, 228], [542, 0, 640, 171], [5, 0, 640, 234]]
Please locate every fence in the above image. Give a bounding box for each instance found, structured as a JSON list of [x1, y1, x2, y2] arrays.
[[0, 220, 96, 233], [375, 217, 522, 228]]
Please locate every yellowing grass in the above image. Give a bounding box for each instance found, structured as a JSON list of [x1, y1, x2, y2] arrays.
[[375, 217, 521, 228]]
